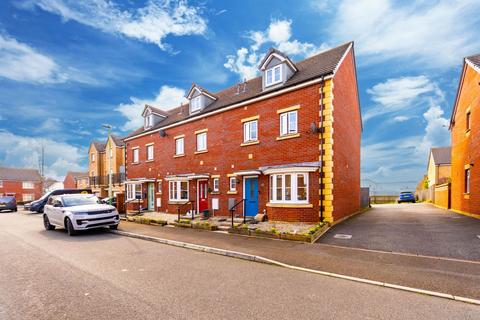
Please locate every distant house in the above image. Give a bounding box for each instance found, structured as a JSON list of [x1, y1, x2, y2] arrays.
[[88, 135, 126, 197], [0, 167, 42, 202], [449, 53, 480, 218], [44, 178, 64, 193], [63, 172, 89, 189], [427, 147, 451, 188]]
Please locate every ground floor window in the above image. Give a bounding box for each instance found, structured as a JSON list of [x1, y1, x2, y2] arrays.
[[169, 180, 189, 201], [126, 184, 141, 201], [22, 194, 34, 202], [465, 168, 470, 194], [269, 173, 308, 203]]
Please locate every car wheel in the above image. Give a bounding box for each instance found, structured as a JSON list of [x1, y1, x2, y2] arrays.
[[43, 215, 55, 230], [65, 218, 77, 236], [14, 207, 17, 212], [109, 224, 118, 230]]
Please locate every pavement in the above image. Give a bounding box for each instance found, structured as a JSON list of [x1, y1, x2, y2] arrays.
[[1, 211, 479, 320], [319, 203, 480, 261]]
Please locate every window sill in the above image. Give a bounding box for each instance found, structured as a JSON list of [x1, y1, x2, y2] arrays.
[[240, 140, 260, 147], [211, 191, 220, 195], [466, 130, 471, 137], [168, 200, 189, 205], [173, 154, 185, 158], [227, 191, 238, 194], [146, 159, 154, 162], [276, 133, 300, 141], [131, 162, 140, 165], [463, 193, 470, 199], [194, 150, 208, 155], [266, 202, 312, 208]]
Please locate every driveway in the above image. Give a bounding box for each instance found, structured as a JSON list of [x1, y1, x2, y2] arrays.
[[318, 203, 480, 261]]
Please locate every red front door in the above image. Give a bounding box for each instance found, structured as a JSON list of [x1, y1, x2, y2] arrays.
[[198, 180, 208, 213]]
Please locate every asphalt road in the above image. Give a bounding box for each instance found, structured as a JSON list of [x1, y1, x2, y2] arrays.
[[319, 203, 480, 260], [0, 211, 478, 320]]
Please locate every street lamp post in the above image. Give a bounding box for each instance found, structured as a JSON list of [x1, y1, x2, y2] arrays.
[[102, 124, 113, 205]]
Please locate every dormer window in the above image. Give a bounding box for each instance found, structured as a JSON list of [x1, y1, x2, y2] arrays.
[[266, 65, 282, 87], [144, 114, 154, 129], [190, 96, 202, 113]]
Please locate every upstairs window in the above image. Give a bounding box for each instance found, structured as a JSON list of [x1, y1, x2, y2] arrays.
[[229, 177, 237, 192], [280, 110, 298, 136], [175, 137, 184, 155], [190, 96, 202, 113], [144, 114, 154, 129], [22, 181, 34, 189], [0, 180, 3, 188], [265, 65, 282, 87], [213, 178, 219, 192], [243, 120, 258, 142], [465, 168, 471, 194], [147, 144, 154, 161], [109, 148, 113, 159], [132, 148, 139, 163], [91, 153, 95, 162], [196, 132, 207, 152]]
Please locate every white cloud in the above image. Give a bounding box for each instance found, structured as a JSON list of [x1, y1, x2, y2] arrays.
[[416, 105, 450, 156], [224, 19, 327, 80], [0, 130, 85, 180], [0, 33, 68, 84], [392, 116, 409, 122], [24, 0, 207, 51], [364, 75, 444, 121], [328, 0, 480, 68], [116, 85, 187, 131]]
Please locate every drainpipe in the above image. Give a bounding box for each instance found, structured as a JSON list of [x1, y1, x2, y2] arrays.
[[319, 76, 325, 222]]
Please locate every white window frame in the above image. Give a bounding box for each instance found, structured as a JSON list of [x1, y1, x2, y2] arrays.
[[145, 113, 153, 128], [22, 181, 34, 189], [465, 168, 471, 194], [196, 132, 207, 152], [213, 178, 219, 192], [175, 137, 184, 155], [132, 148, 139, 163], [126, 184, 141, 201], [0, 180, 3, 188], [190, 96, 202, 113], [22, 193, 34, 202], [157, 181, 162, 194], [280, 110, 298, 136], [229, 177, 237, 192], [269, 173, 309, 204], [91, 153, 95, 162], [265, 65, 282, 87], [169, 180, 189, 201], [243, 120, 258, 142], [109, 148, 113, 159], [146, 144, 154, 161]]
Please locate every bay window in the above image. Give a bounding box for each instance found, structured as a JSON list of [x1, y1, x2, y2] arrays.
[[269, 173, 309, 203], [169, 180, 189, 201]]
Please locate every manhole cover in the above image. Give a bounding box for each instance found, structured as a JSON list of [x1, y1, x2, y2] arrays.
[[334, 234, 352, 239]]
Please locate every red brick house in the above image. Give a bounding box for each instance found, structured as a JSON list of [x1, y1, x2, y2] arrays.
[[450, 54, 480, 219], [63, 171, 89, 189], [124, 42, 362, 223], [0, 167, 42, 203]]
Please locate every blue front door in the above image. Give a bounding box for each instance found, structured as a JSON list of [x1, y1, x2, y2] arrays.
[[244, 177, 259, 216]]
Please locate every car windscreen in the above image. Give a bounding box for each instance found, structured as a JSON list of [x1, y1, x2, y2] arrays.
[[62, 195, 100, 207], [0, 197, 13, 202]]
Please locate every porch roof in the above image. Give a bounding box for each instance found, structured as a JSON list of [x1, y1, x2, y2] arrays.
[[259, 161, 321, 175], [165, 173, 210, 181], [125, 178, 156, 184]]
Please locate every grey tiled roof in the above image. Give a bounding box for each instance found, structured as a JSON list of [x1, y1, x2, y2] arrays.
[[126, 42, 353, 139], [111, 135, 125, 147], [466, 54, 480, 68], [431, 147, 451, 165], [0, 167, 42, 181], [92, 140, 106, 152]]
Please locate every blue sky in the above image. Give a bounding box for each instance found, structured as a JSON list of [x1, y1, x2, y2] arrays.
[[0, 0, 479, 193]]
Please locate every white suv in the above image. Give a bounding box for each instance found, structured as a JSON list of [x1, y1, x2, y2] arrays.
[[43, 194, 120, 236]]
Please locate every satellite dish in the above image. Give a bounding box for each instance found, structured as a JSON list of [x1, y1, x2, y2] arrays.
[[159, 130, 167, 137]]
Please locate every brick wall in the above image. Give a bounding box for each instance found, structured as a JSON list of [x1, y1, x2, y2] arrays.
[[451, 63, 480, 216], [0, 180, 42, 203], [331, 49, 362, 221]]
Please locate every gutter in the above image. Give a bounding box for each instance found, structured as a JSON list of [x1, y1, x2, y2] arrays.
[[319, 77, 325, 222]]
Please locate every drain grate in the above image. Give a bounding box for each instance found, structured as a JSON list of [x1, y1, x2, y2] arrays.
[[334, 234, 352, 239]]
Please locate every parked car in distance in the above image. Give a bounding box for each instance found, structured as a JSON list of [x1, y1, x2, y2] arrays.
[[0, 196, 17, 212], [43, 194, 119, 236], [397, 191, 416, 203], [27, 188, 92, 213], [101, 197, 117, 208]]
